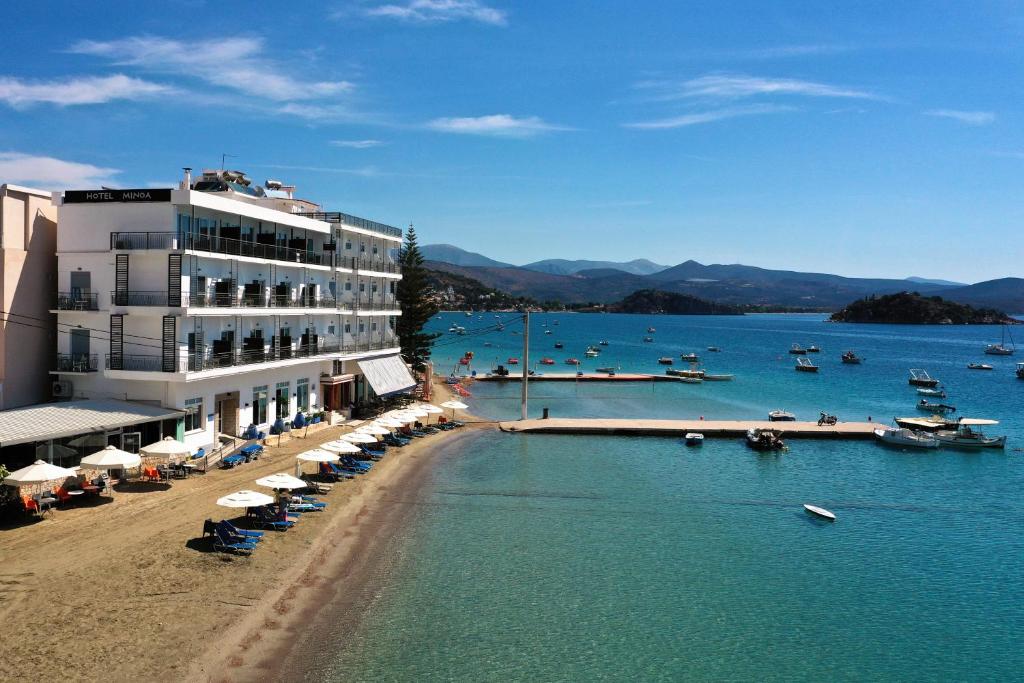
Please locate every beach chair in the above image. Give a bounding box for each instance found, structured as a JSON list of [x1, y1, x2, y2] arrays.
[[217, 520, 264, 542], [383, 433, 408, 447], [253, 506, 294, 530], [54, 487, 73, 505], [338, 458, 370, 472], [213, 526, 257, 555], [299, 495, 327, 508], [288, 502, 322, 513], [22, 496, 40, 516], [318, 462, 350, 481], [360, 445, 385, 459]]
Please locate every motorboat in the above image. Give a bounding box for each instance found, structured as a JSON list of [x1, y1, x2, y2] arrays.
[[565, 358, 580, 366], [746, 428, 785, 451], [586, 345, 601, 355], [803, 504, 835, 521], [768, 410, 796, 422], [894, 416, 958, 432], [544, 329, 553, 335], [702, 373, 734, 381], [917, 387, 946, 398], [595, 366, 616, 374], [707, 346, 721, 352], [984, 325, 1015, 355], [507, 357, 519, 365], [789, 344, 807, 355], [642, 337, 654, 343], [685, 433, 704, 446], [967, 363, 993, 370], [841, 351, 862, 364], [908, 369, 940, 387], [807, 345, 821, 353], [585, 349, 600, 358], [539, 358, 555, 365], [677, 376, 703, 384], [1018, 362, 1024, 379], [916, 399, 956, 414], [483, 342, 493, 347], [599, 340, 609, 346], [647, 327, 656, 333], [680, 353, 700, 363], [658, 357, 674, 365], [874, 427, 939, 449], [666, 368, 703, 379], [554, 342, 564, 349], [934, 419, 1006, 449], [795, 357, 819, 373]]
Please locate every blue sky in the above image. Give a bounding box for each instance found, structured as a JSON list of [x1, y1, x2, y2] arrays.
[[2, 1, 1023, 282]]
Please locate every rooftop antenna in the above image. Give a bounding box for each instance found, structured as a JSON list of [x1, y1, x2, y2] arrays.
[[221, 153, 236, 170]]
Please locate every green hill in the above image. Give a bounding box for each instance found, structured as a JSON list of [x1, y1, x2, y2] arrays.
[[829, 291, 1017, 324]]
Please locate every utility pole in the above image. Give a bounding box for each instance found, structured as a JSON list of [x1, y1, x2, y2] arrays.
[[521, 309, 530, 420]]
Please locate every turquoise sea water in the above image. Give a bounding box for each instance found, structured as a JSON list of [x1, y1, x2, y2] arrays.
[[327, 313, 1024, 681]]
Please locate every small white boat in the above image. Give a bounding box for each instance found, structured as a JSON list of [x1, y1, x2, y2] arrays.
[[917, 387, 946, 398], [908, 369, 939, 387], [685, 433, 704, 446], [967, 363, 993, 370], [768, 410, 796, 422], [795, 356, 819, 373], [702, 373, 734, 381], [984, 325, 1015, 355], [803, 504, 836, 521], [934, 419, 1006, 449], [874, 427, 939, 449]]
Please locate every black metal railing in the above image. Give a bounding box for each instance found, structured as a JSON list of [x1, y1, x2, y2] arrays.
[[110, 232, 178, 250], [298, 211, 403, 238], [55, 292, 99, 311], [187, 292, 348, 309], [354, 257, 401, 274], [181, 233, 325, 265], [55, 353, 98, 372], [110, 291, 171, 306]]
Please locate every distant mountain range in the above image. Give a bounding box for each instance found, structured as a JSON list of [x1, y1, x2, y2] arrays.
[[421, 245, 1024, 312]]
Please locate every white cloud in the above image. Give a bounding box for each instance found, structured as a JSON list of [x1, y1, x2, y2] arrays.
[[0, 74, 170, 108], [69, 36, 351, 101], [624, 104, 794, 129], [639, 73, 879, 101], [426, 114, 567, 137], [331, 139, 386, 148], [276, 102, 361, 122], [364, 0, 506, 25], [0, 152, 119, 188], [924, 109, 995, 126]]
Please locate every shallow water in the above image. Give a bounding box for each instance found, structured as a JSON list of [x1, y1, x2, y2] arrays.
[[325, 313, 1024, 681]]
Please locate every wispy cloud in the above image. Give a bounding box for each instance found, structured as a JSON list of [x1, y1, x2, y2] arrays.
[[686, 44, 854, 60], [69, 36, 352, 102], [426, 114, 568, 137], [0, 152, 119, 188], [639, 74, 879, 102], [331, 139, 386, 148], [253, 163, 386, 178], [624, 104, 794, 129], [0, 74, 170, 108], [361, 0, 507, 25], [924, 109, 995, 126]]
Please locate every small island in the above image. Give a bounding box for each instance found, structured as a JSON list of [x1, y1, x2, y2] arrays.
[[829, 291, 1018, 325], [608, 289, 743, 315]]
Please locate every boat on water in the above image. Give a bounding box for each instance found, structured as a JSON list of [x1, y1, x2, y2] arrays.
[[585, 350, 600, 358], [657, 357, 674, 365], [666, 368, 703, 378], [917, 399, 956, 413], [642, 337, 654, 343], [768, 410, 796, 422], [968, 363, 993, 370], [1018, 362, 1024, 379], [595, 366, 616, 374], [599, 340, 609, 346], [680, 353, 700, 363], [544, 329, 553, 335], [539, 358, 555, 365], [707, 346, 721, 352], [874, 427, 940, 449], [934, 419, 1006, 449], [702, 373, 734, 381], [554, 342, 564, 349], [677, 376, 703, 383], [908, 369, 940, 387], [807, 345, 821, 353], [895, 416, 959, 432], [647, 327, 656, 333], [985, 325, 1015, 356], [795, 357, 819, 373], [917, 387, 946, 397], [841, 351, 862, 364], [746, 428, 785, 451], [803, 504, 835, 521], [483, 342, 493, 347], [685, 433, 704, 446], [789, 344, 807, 355], [565, 358, 581, 366], [465, 311, 473, 317], [507, 357, 519, 365]]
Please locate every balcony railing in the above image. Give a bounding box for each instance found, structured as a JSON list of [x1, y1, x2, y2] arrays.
[[111, 291, 172, 307], [55, 292, 99, 311], [55, 353, 99, 373], [298, 211, 404, 239], [187, 293, 347, 309], [103, 338, 399, 373], [354, 257, 401, 274]]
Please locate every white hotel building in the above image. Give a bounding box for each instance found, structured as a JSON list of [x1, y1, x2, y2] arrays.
[[51, 170, 410, 454]]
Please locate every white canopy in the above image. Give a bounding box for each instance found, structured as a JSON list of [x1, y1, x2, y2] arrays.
[[401, 407, 429, 418], [356, 424, 390, 436], [140, 436, 191, 459], [297, 449, 340, 463], [80, 445, 142, 470], [384, 412, 417, 424], [254, 473, 308, 490], [216, 490, 275, 508], [373, 417, 405, 428], [2, 460, 76, 486], [341, 432, 378, 444], [357, 355, 416, 397], [321, 440, 363, 454], [959, 418, 999, 426], [440, 400, 468, 410], [416, 404, 443, 414]]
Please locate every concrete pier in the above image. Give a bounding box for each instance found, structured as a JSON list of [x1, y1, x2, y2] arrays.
[[499, 418, 882, 439]]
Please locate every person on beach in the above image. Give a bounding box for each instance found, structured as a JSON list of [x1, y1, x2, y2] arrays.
[[276, 488, 291, 521]]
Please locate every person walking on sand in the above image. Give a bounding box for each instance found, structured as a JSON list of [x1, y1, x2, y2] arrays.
[[276, 488, 291, 521]]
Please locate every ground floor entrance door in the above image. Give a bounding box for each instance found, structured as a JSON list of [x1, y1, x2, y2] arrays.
[[214, 392, 240, 438]]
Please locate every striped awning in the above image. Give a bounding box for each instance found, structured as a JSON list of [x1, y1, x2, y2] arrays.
[[357, 356, 416, 397]]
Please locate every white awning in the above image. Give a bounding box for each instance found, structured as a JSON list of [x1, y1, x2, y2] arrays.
[[0, 399, 184, 447], [357, 355, 416, 397]]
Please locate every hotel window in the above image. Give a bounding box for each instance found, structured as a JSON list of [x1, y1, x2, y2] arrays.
[[275, 381, 290, 419], [371, 322, 378, 332], [345, 281, 352, 291], [359, 322, 365, 334], [359, 283, 366, 293], [184, 397, 203, 432], [371, 283, 378, 293], [360, 242, 366, 253], [345, 241, 352, 250], [344, 323, 351, 334], [253, 385, 268, 424], [328, 323, 336, 335], [297, 378, 310, 412], [372, 246, 379, 255]]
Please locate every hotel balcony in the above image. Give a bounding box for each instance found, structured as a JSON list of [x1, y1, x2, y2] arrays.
[[111, 290, 174, 307], [188, 292, 347, 310], [55, 292, 99, 311], [297, 211, 404, 239], [54, 352, 99, 373]]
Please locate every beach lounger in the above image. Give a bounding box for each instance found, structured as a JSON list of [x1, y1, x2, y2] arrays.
[[217, 520, 264, 541], [296, 496, 327, 509], [253, 507, 295, 530], [213, 527, 257, 555], [221, 454, 245, 469]]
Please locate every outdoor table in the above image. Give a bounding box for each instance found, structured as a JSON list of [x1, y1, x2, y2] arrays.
[[68, 490, 85, 497], [181, 462, 198, 476], [81, 485, 101, 495]]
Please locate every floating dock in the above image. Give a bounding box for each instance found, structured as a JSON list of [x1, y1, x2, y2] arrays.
[[499, 418, 881, 440], [477, 373, 690, 382]]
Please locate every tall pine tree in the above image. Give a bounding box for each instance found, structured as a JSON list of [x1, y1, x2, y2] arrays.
[[396, 226, 440, 372]]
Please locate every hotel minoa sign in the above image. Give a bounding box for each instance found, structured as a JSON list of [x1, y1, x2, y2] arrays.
[[64, 188, 172, 203]]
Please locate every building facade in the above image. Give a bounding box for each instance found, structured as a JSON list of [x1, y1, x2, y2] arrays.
[[0, 184, 57, 410], [52, 171, 405, 453]]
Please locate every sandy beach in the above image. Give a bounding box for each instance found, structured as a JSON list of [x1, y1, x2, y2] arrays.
[[0, 381, 485, 682]]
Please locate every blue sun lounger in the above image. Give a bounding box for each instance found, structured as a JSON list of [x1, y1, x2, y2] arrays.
[[217, 520, 264, 541], [214, 526, 257, 555]]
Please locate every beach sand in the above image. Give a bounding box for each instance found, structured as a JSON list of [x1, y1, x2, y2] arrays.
[[0, 381, 485, 682]]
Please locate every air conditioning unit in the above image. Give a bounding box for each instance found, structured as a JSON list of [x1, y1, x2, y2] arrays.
[[52, 380, 73, 398]]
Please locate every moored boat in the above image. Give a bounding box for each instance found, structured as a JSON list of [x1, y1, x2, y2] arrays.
[[666, 368, 703, 378], [642, 337, 654, 343], [967, 363, 993, 370], [934, 419, 1006, 449], [908, 369, 939, 387], [544, 329, 553, 335], [803, 504, 835, 521], [707, 346, 721, 352], [795, 357, 819, 372], [841, 350, 862, 364], [599, 340, 609, 346], [565, 358, 580, 365], [554, 342, 564, 349], [685, 433, 704, 446], [1017, 362, 1024, 379], [917, 399, 956, 413], [984, 325, 1015, 355], [507, 357, 519, 365], [539, 358, 555, 365], [680, 353, 700, 363], [595, 366, 616, 374], [657, 357, 674, 365], [917, 387, 946, 397], [807, 345, 821, 353], [746, 428, 785, 451], [585, 349, 600, 358], [768, 410, 796, 422], [874, 427, 939, 449], [789, 343, 807, 355], [702, 373, 734, 381], [647, 326, 656, 333], [894, 416, 958, 432]]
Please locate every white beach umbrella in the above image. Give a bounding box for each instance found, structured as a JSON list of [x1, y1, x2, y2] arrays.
[[140, 436, 191, 461], [385, 412, 417, 424], [440, 400, 469, 410], [216, 490, 275, 508], [373, 417, 405, 428], [403, 407, 429, 418], [321, 440, 363, 454], [297, 449, 340, 463], [341, 432, 378, 444], [416, 404, 444, 414], [80, 445, 142, 470], [2, 460, 76, 486], [356, 424, 390, 436], [254, 473, 308, 490]]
